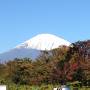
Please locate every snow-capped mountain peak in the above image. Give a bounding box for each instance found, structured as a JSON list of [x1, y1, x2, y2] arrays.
[[16, 34, 71, 50], [0, 33, 71, 62]]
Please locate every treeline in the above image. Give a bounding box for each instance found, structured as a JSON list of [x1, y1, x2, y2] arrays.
[[0, 40, 90, 86]]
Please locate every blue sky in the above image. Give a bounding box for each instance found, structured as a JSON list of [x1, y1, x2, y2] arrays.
[[0, 0, 90, 53]]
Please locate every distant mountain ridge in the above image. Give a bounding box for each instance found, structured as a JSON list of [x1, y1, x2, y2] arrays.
[[0, 34, 71, 62]]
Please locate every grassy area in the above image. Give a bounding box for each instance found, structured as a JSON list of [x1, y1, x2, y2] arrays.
[[6, 84, 90, 90], [80, 87, 90, 90], [7, 84, 54, 90]]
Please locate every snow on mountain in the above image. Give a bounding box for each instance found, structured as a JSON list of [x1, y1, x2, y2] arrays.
[[0, 34, 71, 62], [16, 34, 71, 50]]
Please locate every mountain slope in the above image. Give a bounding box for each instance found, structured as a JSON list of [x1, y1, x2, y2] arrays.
[[0, 48, 41, 62], [0, 34, 71, 62]]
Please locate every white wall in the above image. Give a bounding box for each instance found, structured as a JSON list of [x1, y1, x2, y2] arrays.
[[0, 85, 6, 90], [53, 88, 57, 90]]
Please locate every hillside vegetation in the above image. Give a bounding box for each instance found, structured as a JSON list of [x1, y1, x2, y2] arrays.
[[0, 40, 90, 87]]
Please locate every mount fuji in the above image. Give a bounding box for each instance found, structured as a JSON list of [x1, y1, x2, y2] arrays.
[[0, 34, 71, 62]]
